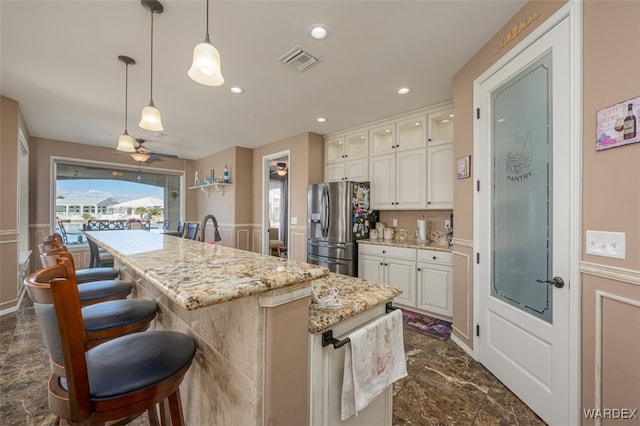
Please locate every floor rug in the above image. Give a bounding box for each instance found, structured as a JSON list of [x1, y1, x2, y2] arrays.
[[402, 309, 452, 340]]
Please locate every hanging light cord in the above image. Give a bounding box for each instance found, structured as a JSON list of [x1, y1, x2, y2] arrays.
[[149, 10, 155, 104], [205, 0, 211, 42], [123, 62, 129, 131]]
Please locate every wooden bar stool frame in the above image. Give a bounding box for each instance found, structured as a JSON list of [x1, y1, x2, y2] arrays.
[[25, 259, 192, 425]]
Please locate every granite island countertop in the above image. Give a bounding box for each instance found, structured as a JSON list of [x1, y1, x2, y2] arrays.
[[86, 230, 329, 310], [308, 273, 402, 333], [358, 237, 451, 252]]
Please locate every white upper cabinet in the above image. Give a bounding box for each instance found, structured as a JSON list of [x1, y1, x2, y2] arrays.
[[427, 142, 454, 209], [396, 115, 427, 151], [325, 137, 346, 163], [369, 123, 396, 156], [427, 108, 454, 145], [324, 101, 453, 206], [345, 132, 368, 159], [324, 132, 369, 182]]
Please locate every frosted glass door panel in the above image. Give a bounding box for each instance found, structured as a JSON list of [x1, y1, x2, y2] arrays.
[[346, 133, 368, 159], [491, 52, 553, 323], [326, 138, 345, 163]]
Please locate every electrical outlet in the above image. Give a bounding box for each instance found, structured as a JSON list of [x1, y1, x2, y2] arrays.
[[392, 218, 398, 227], [586, 230, 626, 259], [445, 219, 451, 228], [291, 217, 297, 225]]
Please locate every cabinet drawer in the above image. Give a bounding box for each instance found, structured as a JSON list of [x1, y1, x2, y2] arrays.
[[417, 249, 452, 265], [359, 243, 416, 261]]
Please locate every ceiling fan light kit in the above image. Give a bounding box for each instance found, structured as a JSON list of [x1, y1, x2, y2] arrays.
[[130, 151, 151, 163], [116, 55, 137, 153], [139, 0, 164, 132], [188, 0, 224, 86]]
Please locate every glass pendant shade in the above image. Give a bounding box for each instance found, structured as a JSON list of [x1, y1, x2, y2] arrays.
[[139, 102, 164, 131], [188, 37, 224, 86], [130, 152, 151, 163], [116, 132, 136, 152]]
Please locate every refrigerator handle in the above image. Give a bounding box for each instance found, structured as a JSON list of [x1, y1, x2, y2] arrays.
[[321, 184, 329, 239]]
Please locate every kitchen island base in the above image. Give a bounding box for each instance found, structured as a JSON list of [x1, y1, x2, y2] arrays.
[[122, 262, 311, 426]]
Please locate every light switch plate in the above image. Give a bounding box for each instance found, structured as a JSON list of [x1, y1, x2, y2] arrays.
[[586, 230, 626, 259], [291, 217, 298, 225], [392, 218, 398, 227]]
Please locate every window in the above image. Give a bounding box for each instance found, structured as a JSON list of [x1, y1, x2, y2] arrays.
[[54, 160, 183, 245]]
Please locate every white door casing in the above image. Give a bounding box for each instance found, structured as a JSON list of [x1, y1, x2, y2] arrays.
[[474, 13, 578, 426]]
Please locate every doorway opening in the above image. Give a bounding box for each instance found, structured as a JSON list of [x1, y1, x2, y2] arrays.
[[262, 150, 290, 258]]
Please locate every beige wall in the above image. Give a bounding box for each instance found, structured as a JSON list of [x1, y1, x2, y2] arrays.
[[451, 0, 566, 349], [581, 0, 640, 421], [0, 97, 22, 310], [191, 146, 253, 249], [251, 132, 324, 261], [379, 210, 452, 234], [452, 0, 640, 420]]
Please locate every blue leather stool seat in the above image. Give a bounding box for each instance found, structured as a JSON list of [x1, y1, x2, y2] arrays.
[[82, 300, 158, 332], [75, 267, 120, 284], [77, 280, 132, 303], [59, 331, 197, 400]]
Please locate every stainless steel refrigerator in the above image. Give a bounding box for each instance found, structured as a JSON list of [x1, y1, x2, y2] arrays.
[[307, 181, 377, 276]]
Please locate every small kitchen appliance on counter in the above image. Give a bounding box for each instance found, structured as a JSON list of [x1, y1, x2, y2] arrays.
[[307, 181, 377, 276]]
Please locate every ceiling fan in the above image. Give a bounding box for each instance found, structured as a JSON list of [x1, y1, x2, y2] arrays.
[[271, 162, 288, 177], [128, 139, 178, 164]]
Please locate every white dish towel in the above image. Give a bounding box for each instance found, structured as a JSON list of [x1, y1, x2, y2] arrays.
[[341, 309, 407, 420]]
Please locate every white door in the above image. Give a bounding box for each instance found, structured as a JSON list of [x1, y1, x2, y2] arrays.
[[476, 18, 571, 425]]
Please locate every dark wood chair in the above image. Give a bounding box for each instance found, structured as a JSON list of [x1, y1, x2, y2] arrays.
[[183, 223, 199, 240], [176, 221, 186, 236], [24, 258, 197, 425]]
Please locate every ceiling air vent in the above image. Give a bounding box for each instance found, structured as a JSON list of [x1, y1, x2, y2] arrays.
[[279, 45, 320, 72]]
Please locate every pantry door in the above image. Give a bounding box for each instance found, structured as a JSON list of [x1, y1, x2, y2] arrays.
[[475, 17, 572, 425]]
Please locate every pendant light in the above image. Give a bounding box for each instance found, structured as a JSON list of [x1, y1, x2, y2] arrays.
[[116, 55, 136, 152], [188, 0, 224, 86], [139, 0, 164, 131]]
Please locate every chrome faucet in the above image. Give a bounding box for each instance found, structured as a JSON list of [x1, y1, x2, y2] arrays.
[[200, 214, 222, 242]]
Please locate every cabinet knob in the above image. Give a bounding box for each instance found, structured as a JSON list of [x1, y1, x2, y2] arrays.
[[382, 250, 386, 254], [427, 201, 431, 205], [417, 267, 422, 272], [433, 256, 437, 260], [428, 138, 432, 142], [380, 262, 384, 266]]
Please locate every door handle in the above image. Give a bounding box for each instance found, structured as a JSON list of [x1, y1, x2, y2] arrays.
[[536, 276, 565, 289]]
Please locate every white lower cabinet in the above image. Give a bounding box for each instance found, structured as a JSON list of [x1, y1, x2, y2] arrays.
[[358, 243, 453, 319], [309, 304, 393, 425]]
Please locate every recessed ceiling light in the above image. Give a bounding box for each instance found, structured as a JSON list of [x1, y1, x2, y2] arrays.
[[230, 86, 243, 94], [309, 25, 328, 40], [440, 119, 450, 124], [398, 87, 410, 95], [317, 117, 327, 123], [449, 113, 454, 118]]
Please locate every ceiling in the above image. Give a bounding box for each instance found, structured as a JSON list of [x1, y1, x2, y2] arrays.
[[1, 0, 526, 161]]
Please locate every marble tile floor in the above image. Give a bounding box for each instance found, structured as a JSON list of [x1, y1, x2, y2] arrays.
[[1, 297, 545, 425]]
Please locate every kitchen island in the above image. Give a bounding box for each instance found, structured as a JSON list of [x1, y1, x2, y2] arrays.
[[86, 231, 401, 425]]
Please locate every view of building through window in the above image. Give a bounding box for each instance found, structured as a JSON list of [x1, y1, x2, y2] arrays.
[[55, 161, 182, 244]]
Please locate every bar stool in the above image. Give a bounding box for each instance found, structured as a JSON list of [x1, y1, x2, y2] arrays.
[[25, 258, 196, 425], [40, 237, 119, 283], [183, 222, 199, 240], [40, 247, 132, 306]]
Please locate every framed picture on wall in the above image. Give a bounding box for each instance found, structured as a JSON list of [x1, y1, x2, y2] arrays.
[[596, 96, 639, 151], [457, 155, 471, 179]]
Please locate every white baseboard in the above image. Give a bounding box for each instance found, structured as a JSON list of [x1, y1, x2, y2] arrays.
[[450, 332, 474, 358]]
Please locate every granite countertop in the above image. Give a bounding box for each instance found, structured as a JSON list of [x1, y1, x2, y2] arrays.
[[86, 230, 329, 310], [358, 238, 451, 252], [308, 273, 402, 333]]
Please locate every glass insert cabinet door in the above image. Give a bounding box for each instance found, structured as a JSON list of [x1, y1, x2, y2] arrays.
[[491, 52, 553, 323]]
